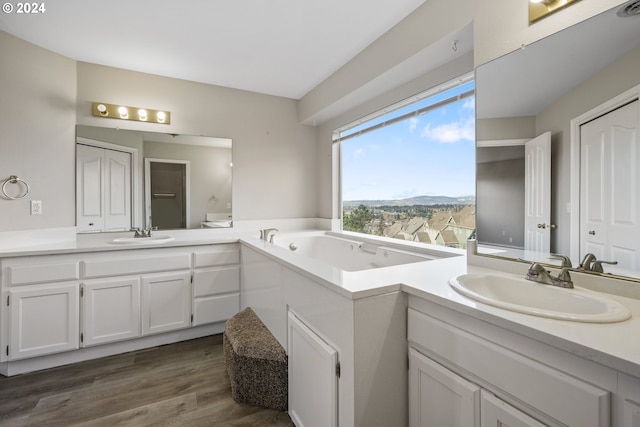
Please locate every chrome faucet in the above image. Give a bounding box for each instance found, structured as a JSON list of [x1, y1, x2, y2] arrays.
[[526, 262, 574, 288], [131, 226, 158, 238], [260, 228, 279, 243], [579, 253, 597, 271]]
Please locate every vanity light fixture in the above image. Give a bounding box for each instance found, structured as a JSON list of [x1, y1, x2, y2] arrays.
[[91, 102, 171, 124], [529, 0, 581, 23]]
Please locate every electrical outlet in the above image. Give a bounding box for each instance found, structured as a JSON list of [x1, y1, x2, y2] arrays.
[[31, 200, 42, 215]]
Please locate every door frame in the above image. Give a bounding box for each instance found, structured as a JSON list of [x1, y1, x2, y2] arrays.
[[569, 84, 640, 262], [144, 158, 191, 229]]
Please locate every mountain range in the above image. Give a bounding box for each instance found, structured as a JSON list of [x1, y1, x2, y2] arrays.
[[343, 195, 475, 208]]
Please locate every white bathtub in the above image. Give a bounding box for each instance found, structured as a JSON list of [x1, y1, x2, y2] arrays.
[[271, 231, 436, 272]]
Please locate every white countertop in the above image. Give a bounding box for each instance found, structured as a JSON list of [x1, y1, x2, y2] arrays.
[[240, 234, 640, 380], [2, 227, 640, 379]]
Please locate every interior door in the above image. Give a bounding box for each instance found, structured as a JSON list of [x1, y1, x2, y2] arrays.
[[76, 145, 132, 232], [145, 159, 189, 229], [580, 99, 639, 270], [524, 132, 551, 253]]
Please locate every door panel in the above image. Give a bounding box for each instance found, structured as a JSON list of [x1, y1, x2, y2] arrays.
[[409, 347, 480, 427], [580, 100, 639, 270], [287, 310, 338, 427], [524, 132, 551, 253]]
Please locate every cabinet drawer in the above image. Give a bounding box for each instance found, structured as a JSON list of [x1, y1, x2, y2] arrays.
[[408, 308, 610, 427], [83, 253, 191, 278], [193, 246, 239, 268], [2, 257, 80, 286], [6, 261, 80, 286], [193, 266, 239, 297], [193, 294, 239, 325]]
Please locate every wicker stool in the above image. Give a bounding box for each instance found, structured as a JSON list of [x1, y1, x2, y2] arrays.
[[223, 307, 288, 411]]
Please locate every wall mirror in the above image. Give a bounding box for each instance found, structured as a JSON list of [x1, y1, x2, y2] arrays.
[[475, 2, 640, 279], [76, 125, 232, 232]]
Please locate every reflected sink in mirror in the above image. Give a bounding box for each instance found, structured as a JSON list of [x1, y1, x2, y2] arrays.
[[449, 273, 631, 323], [110, 235, 175, 245]]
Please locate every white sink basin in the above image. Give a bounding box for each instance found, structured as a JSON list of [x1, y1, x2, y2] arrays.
[[110, 235, 175, 245], [449, 273, 631, 323]]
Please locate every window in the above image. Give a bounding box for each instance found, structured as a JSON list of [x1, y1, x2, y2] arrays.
[[336, 77, 475, 248]]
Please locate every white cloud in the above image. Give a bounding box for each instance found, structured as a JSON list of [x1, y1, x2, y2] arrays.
[[420, 118, 475, 144], [409, 117, 418, 133]]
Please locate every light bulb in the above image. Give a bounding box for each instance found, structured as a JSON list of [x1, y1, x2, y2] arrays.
[[156, 111, 166, 123], [138, 109, 148, 121], [118, 106, 128, 118], [97, 104, 108, 115]]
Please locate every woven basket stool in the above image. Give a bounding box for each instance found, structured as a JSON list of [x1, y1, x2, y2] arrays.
[[223, 307, 288, 411]]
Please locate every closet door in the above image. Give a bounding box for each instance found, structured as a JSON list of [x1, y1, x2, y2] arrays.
[[104, 149, 132, 231], [580, 100, 639, 270], [76, 144, 132, 233], [76, 144, 105, 233]]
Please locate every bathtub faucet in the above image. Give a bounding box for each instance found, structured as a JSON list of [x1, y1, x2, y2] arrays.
[[260, 228, 279, 243]]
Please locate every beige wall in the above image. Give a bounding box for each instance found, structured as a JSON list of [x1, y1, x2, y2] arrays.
[[76, 63, 318, 222], [0, 0, 629, 233], [0, 32, 76, 232]]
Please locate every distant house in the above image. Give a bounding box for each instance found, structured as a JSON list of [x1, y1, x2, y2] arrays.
[[380, 205, 475, 249], [446, 205, 476, 248]]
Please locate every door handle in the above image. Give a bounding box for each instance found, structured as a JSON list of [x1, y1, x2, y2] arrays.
[[537, 223, 556, 230], [588, 230, 596, 235]]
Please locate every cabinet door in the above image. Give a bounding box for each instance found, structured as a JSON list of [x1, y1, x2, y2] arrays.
[[409, 346, 480, 427], [9, 283, 80, 360], [287, 311, 338, 427], [141, 272, 191, 335], [481, 390, 546, 427], [82, 277, 141, 346]]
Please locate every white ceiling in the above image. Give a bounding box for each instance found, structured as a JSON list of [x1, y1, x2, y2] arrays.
[[0, 0, 426, 99]]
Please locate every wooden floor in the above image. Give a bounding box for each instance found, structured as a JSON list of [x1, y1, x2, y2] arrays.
[[0, 334, 295, 426]]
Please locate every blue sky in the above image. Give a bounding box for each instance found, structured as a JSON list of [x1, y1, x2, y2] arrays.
[[341, 82, 475, 201]]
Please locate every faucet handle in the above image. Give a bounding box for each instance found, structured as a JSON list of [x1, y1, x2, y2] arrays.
[[592, 260, 618, 273], [550, 254, 572, 268]]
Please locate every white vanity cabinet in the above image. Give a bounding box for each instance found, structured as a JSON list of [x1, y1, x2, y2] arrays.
[[0, 243, 241, 375], [82, 249, 193, 338], [141, 271, 192, 335], [192, 245, 240, 326], [408, 346, 480, 426], [8, 282, 80, 360], [408, 297, 612, 427], [1, 255, 81, 361], [82, 276, 140, 346], [287, 310, 338, 427]]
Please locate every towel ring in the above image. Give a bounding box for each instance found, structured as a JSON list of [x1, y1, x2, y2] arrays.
[[2, 175, 30, 200]]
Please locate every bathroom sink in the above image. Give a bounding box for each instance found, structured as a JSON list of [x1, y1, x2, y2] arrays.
[[449, 273, 631, 323], [110, 235, 175, 244]]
